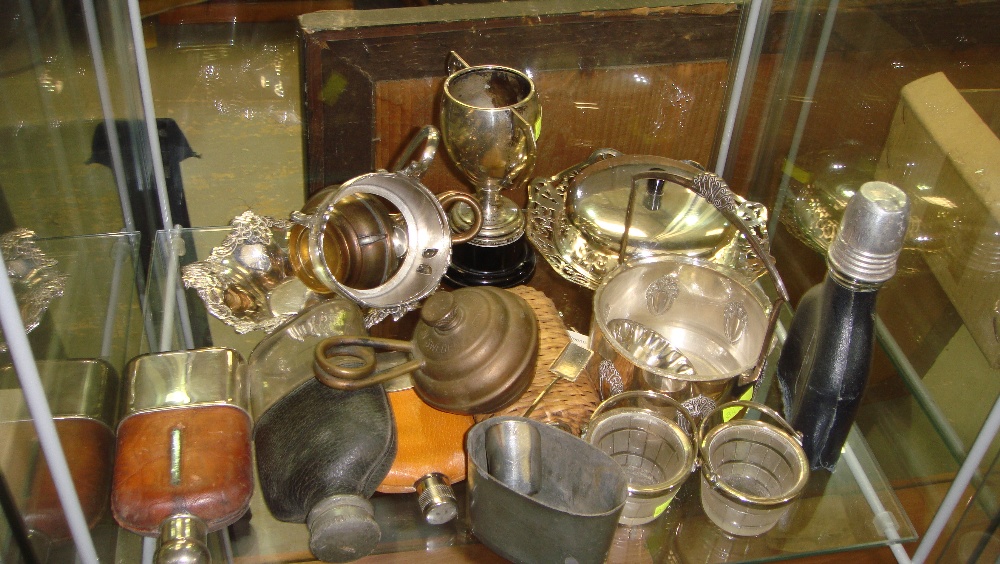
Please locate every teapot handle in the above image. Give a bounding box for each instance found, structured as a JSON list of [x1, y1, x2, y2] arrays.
[[390, 125, 440, 179], [437, 191, 483, 244], [314, 336, 424, 391], [446, 51, 471, 73]]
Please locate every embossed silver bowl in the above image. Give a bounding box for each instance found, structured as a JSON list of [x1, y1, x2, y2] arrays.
[[0, 228, 66, 351], [527, 149, 770, 290], [586, 255, 773, 417], [580, 169, 789, 420]]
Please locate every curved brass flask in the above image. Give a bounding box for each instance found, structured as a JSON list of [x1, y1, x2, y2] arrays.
[[313, 286, 539, 415]]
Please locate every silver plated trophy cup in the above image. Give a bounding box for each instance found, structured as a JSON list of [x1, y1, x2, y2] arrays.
[[440, 51, 540, 287]]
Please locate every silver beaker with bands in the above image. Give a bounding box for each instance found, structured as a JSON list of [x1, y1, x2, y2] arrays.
[[583, 390, 697, 525], [698, 401, 809, 536]]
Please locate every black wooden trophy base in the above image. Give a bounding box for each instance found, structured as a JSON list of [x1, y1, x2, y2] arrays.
[[444, 235, 536, 288]]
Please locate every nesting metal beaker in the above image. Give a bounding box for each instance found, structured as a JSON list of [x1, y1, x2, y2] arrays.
[[698, 401, 809, 537]]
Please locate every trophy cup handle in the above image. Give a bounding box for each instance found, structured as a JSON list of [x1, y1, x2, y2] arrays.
[[391, 125, 440, 179], [446, 51, 471, 73], [511, 106, 540, 144], [507, 108, 539, 189]]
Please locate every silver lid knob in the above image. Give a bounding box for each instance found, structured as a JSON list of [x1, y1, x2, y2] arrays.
[[415, 473, 458, 525], [827, 181, 910, 284], [155, 514, 210, 564]]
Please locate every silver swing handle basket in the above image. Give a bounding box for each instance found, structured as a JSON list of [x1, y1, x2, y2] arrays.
[[620, 170, 792, 387]]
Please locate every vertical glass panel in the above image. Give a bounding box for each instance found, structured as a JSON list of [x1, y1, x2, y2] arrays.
[[1, 0, 151, 554], [17, 233, 144, 369], [143, 18, 304, 228], [938, 433, 1000, 563], [0, 0, 147, 238], [0, 453, 35, 562], [0, 232, 142, 563], [0, 361, 120, 563], [737, 0, 1000, 555]]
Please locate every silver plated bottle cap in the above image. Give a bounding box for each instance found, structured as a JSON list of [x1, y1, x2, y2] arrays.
[[827, 181, 910, 284], [155, 514, 210, 564], [415, 473, 458, 525]]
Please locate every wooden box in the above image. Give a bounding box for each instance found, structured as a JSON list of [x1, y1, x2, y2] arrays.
[[297, 1, 751, 201]]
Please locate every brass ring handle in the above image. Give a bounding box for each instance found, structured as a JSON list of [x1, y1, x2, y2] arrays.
[[437, 191, 483, 244], [698, 400, 809, 505], [314, 336, 423, 391]]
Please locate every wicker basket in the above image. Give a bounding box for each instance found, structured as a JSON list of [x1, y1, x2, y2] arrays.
[[474, 285, 600, 436]]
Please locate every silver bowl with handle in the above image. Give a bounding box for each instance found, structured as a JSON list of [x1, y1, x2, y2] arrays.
[[585, 170, 790, 420]]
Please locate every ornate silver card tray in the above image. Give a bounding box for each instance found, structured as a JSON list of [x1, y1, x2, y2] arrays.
[[779, 181, 842, 255], [0, 229, 67, 351], [527, 149, 771, 290], [182, 211, 315, 334]]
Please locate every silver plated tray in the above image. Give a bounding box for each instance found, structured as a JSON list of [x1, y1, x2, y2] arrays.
[[527, 149, 771, 290], [0, 229, 67, 351], [182, 211, 316, 334], [777, 144, 935, 277]]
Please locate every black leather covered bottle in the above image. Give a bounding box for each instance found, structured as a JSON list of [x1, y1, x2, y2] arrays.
[[248, 297, 397, 563], [777, 181, 909, 471], [254, 380, 396, 562]]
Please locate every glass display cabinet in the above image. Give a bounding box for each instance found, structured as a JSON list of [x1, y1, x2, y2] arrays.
[[740, 3, 1000, 563], [1, 0, 999, 563]]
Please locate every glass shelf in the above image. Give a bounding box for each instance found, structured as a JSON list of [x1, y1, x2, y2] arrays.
[[3, 1, 997, 561], [138, 226, 917, 563], [2, 231, 144, 378]]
